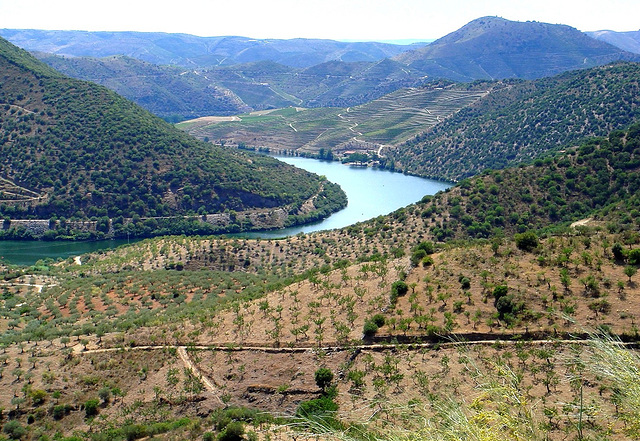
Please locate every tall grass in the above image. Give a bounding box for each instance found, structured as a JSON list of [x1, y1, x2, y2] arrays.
[[289, 333, 640, 441], [585, 332, 640, 439]]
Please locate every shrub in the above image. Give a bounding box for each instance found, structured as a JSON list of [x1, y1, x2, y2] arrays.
[[52, 404, 66, 420], [314, 368, 334, 392], [493, 285, 509, 304], [410, 249, 427, 267], [296, 396, 338, 418], [515, 231, 539, 251], [84, 398, 100, 418], [612, 243, 626, 260], [218, 421, 244, 441], [371, 314, 386, 327], [416, 241, 435, 254], [98, 387, 111, 404], [363, 321, 379, 337], [629, 248, 640, 265], [390, 280, 409, 305], [2, 420, 26, 439], [422, 256, 434, 267]]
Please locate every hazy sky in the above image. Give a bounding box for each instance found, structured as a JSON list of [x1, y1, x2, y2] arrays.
[[0, 0, 638, 41]]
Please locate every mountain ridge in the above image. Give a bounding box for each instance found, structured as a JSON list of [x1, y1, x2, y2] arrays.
[[0, 29, 423, 68], [394, 16, 640, 81]]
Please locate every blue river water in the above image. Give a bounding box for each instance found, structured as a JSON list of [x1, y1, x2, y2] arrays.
[[0, 156, 450, 265]]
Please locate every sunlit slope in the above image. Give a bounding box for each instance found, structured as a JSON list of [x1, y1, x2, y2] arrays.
[[178, 84, 487, 154]]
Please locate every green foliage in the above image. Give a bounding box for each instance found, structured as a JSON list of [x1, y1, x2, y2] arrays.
[[84, 398, 99, 418], [493, 285, 509, 303], [515, 231, 539, 252], [416, 122, 640, 240], [411, 241, 436, 266], [371, 314, 386, 328], [52, 404, 69, 420], [393, 63, 640, 181], [0, 37, 346, 236], [628, 249, 640, 266], [390, 280, 409, 305], [217, 421, 244, 441], [363, 320, 379, 337], [2, 420, 26, 439], [296, 396, 339, 418], [613, 243, 626, 260], [314, 368, 334, 392]]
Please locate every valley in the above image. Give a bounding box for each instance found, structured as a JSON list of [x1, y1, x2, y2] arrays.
[[2, 14, 640, 441]]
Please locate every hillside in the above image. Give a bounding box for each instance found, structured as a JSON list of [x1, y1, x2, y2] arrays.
[[395, 16, 639, 81], [178, 82, 488, 157], [389, 62, 640, 181], [0, 37, 346, 237], [35, 53, 251, 119], [588, 29, 640, 54], [8, 18, 639, 121], [0, 29, 423, 68], [2, 124, 640, 439]]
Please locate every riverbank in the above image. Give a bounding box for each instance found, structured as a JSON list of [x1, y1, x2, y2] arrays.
[[0, 181, 346, 242]]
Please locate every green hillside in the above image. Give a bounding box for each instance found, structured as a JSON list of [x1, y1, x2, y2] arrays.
[[391, 62, 640, 181], [0, 37, 346, 234], [35, 53, 251, 119], [178, 82, 488, 156], [416, 123, 640, 241]]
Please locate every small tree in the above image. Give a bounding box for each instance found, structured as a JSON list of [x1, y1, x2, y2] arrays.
[[390, 280, 409, 305], [624, 265, 637, 283], [314, 368, 334, 393], [2, 420, 26, 440], [218, 421, 244, 441], [84, 398, 99, 418], [98, 387, 111, 404]]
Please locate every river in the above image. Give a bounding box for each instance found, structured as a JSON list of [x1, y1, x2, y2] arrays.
[[240, 156, 450, 238], [0, 157, 450, 265]]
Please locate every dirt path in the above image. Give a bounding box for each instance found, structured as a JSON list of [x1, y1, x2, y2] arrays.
[[571, 218, 593, 228], [178, 346, 223, 404], [0, 282, 51, 293]]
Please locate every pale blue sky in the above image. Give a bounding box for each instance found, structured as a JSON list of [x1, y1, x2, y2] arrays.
[[0, 0, 638, 41]]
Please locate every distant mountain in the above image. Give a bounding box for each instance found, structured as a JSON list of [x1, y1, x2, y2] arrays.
[[588, 29, 640, 54], [0, 29, 423, 68], [0, 37, 345, 234], [34, 53, 251, 119], [394, 16, 640, 81], [7, 19, 639, 121]]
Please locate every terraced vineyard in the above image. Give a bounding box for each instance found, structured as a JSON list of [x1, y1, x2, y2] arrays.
[[178, 84, 488, 155], [0, 177, 43, 202], [343, 86, 488, 145]]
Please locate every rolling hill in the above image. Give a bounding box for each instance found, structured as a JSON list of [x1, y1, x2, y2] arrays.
[[7, 18, 640, 121], [0, 37, 346, 237], [2, 121, 640, 439], [34, 53, 251, 119], [4, 18, 640, 441]]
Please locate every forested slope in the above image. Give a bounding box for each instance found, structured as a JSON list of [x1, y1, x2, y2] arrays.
[[0, 37, 345, 227], [391, 62, 640, 181]]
